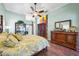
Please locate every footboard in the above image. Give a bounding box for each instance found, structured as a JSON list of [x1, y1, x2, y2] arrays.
[[32, 46, 48, 56]]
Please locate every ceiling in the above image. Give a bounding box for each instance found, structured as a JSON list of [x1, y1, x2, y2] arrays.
[[3, 3, 68, 16]]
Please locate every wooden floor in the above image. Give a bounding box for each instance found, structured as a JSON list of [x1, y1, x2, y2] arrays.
[[37, 43, 79, 56]]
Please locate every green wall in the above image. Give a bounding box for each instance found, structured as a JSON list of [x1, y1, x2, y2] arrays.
[[0, 3, 27, 33], [0, 3, 6, 31], [5, 11, 25, 33], [0, 3, 35, 34], [48, 3, 79, 48], [0, 3, 6, 14]]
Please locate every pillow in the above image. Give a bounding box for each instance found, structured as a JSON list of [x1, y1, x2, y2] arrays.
[[1, 32, 8, 36], [3, 38, 16, 47], [0, 32, 8, 41], [0, 32, 8, 48], [0, 33, 19, 48], [12, 34, 23, 41], [8, 34, 19, 44], [0, 41, 4, 48], [3, 34, 19, 47]]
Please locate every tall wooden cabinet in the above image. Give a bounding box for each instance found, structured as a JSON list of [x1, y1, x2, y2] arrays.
[[0, 15, 3, 33], [38, 15, 48, 38], [38, 23, 47, 38], [51, 31, 78, 50]]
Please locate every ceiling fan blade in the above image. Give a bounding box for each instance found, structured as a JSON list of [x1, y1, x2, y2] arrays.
[[38, 14, 42, 17], [32, 15, 35, 17], [34, 3, 37, 5], [39, 10, 44, 13], [30, 6, 34, 11]]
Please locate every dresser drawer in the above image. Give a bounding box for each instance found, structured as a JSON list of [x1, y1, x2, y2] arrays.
[[67, 35, 76, 44], [66, 43, 76, 50]]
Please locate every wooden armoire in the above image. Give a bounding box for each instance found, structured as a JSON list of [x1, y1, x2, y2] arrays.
[[38, 15, 48, 38], [38, 23, 47, 38]]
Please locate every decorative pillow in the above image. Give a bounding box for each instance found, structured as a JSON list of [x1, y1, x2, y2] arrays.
[[0, 41, 4, 48], [3, 34, 19, 47], [0, 32, 8, 48], [8, 34, 19, 44], [12, 34, 23, 41], [0, 32, 8, 41], [1, 32, 8, 36], [3, 38, 16, 47]]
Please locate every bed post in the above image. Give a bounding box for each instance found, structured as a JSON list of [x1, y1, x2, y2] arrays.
[[44, 46, 48, 52]]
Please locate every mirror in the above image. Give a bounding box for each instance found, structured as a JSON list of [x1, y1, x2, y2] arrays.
[[15, 21, 26, 35], [55, 20, 71, 31]]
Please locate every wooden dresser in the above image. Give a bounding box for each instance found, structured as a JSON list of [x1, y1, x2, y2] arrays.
[[51, 31, 78, 50]]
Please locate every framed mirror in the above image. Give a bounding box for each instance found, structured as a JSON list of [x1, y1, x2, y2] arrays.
[[15, 21, 26, 35], [55, 20, 72, 31]]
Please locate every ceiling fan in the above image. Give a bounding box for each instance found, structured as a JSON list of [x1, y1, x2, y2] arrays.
[[30, 3, 47, 17]]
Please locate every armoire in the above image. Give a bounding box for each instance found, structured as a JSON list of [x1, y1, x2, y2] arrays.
[[38, 15, 48, 38]]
